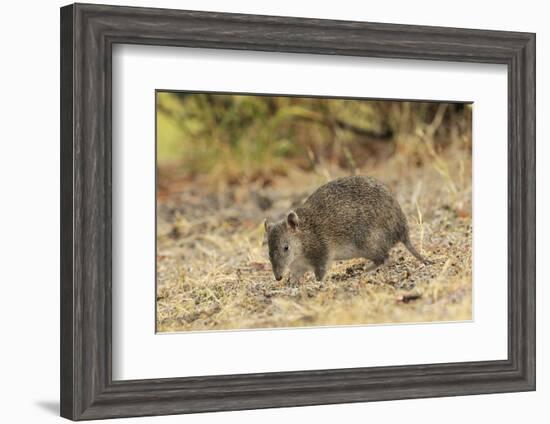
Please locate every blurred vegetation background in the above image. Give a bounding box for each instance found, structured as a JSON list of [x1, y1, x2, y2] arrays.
[[156, 92, 471, 186]]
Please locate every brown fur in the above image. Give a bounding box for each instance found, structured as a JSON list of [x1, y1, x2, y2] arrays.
[[265, 175, 430, 282]]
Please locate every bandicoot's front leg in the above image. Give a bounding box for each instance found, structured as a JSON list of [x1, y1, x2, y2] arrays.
[[307, 244, 331, 282], [288, 260, 309, 283], [313, 261, 331, 282]]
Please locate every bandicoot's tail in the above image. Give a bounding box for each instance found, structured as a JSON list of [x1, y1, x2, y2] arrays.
[[402, 236, 432, 264]]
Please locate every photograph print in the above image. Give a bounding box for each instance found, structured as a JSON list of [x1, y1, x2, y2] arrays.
[[156, 92, 473, 333]]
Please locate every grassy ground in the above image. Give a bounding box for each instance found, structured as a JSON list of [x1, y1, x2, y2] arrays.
[[156, 146, 472, 333]]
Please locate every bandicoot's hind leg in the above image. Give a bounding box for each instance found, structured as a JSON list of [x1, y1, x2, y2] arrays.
[[402, 235, 432, 264], [364, 253, 389, 272]]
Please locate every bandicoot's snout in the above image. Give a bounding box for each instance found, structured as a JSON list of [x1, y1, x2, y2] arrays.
[[271, 263, 286, 281]]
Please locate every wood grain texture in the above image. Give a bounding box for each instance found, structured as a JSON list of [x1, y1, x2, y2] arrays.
[[60, 3, 536, 420], [60, 4, 74, 419]]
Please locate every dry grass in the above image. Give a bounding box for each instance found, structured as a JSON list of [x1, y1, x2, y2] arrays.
[[156, 145, 472, 333]]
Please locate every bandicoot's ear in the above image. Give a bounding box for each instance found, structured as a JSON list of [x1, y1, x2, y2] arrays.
[[287, 210, 299, 230], [264, 218, 272, 232]]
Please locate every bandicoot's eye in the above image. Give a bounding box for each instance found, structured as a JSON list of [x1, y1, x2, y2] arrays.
[[283, 244, 289, 252]]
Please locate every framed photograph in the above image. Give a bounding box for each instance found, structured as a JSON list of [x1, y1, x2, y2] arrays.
[[60, 3, 535, 420]]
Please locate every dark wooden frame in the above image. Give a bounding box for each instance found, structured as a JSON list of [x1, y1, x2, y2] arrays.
[[60, 3, 536, 421]]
